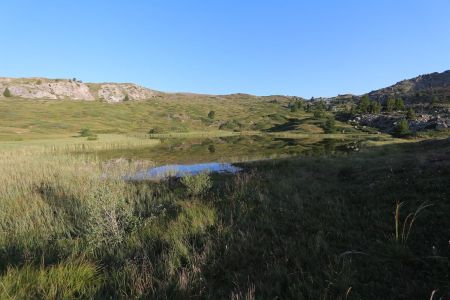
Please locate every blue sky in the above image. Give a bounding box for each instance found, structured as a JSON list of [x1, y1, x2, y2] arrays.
[[1, 1, 449, 97]]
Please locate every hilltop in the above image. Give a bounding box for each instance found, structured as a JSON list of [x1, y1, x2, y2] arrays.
[[368, 70, 450, 104], [1, 70, 450, 105]]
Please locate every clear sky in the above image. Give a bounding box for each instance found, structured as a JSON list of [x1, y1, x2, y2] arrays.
[[1, 0, 449, 97]]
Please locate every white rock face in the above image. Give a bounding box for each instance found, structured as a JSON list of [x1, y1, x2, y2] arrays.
[[0, 78, 158, 102], [97, 83, 158, 103], [0, 78, 95, 100]]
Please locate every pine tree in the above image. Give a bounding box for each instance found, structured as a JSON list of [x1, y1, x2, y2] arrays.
[[3, 88, 12, 97], [395, 98, 405, 111], [323, 116, 336, 133], [406, 107, 416, 120], [394, 119, 411, 137], [386, 98, 395, 112], [359, 95, 370, 113], [370, 101, 382, 114]]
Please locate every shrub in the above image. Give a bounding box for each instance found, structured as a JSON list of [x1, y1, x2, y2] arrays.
[[148, 127, 164, 134], [219, 120, 241, 131], [406, 107, 416, 120], [393, 119, 411, 137], [323, 116, 336, 133], [395, 98, 405, 111], [123, 94, 130, 102], [358, 95, 370, 113], [181, 173, 213, 197], [313, 109, 325, 118], [369, 101, 382, 113], [79, 128, 92, 137], [386, 97, 395, 112], [208, 110, 216, 119], [290, 105, 298, 112], [3, 88, 12, 97]]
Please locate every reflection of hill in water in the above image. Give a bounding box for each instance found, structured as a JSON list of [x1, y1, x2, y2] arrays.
[[95, 135, 362, 165]]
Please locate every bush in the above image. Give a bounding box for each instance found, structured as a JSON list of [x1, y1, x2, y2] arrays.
[[148, 127, 164, 134], [358, 95, 370, 113], [79, 128, 93, 137], [369, 101, 382, 113], [123, 94, 130, 102], [3, 88, 12, 97], [313, 109, 325, 118], [393, 119, 411, 137], [219, 120, 241, 131], [208, 110, 216, 119], [323, 116, 336, 133], [386, 98, 395, 112], [395, 98, 405, 111], [181, 173, 213, 197], [406, 107, 416, 120]]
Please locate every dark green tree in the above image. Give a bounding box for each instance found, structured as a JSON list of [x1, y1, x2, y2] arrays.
[[208, 110, 216, 119], [323, 116, 336, 133], [79, 128, 92, 137], [393, 119, 411, 137], [395, 98, 405, 111], [370, 101, 382, 114], [313, 108, 325, 118], [431, 95, 438, 107], [359, 95, 370, 113], [406, 107, 416, 120], [123, 94, 130, 102], [3, 88, 12, 97], [386, 97, 396, 112], [290, 104, 298, 112]]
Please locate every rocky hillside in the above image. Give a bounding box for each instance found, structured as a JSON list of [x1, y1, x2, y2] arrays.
[[368, 70, 450, 104], [0, 77, 160, 103]]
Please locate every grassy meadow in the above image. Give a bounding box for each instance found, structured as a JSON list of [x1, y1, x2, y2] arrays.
[[0, 97, 448, 299]]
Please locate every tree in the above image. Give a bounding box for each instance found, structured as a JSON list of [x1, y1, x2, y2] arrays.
[[359, 95, 370, 113], [386, 97, 395, 112], [79, 128, 92, 137], [323, 116, 336, 133], [123, 94, 130, 102], [393, 119, 411, 137], [406, 107, 416, 120], [208, 110, 215, 119], [3, 88, 12, 97], [370, 101, 382, 114], [395, 98, 405, 111], [313, 108, 325, 118], [431, 95, 438, 107], [290, 104, 298, 112]]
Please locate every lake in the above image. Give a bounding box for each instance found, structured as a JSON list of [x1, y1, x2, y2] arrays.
[[98, 135, 364, 178]]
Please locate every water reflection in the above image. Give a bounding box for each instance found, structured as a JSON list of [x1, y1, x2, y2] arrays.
[[131, 162, 241, 180], [96, 135, 362, 166]]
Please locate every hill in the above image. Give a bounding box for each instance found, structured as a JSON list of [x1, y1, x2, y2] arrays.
[[368, 70, 450, 104]]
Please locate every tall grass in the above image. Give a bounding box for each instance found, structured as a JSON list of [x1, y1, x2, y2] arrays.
[[0, 139, 448, 298]]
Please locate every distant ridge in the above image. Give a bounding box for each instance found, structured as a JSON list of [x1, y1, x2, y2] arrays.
[[368, 70, 450, 103], [1, 70, 449, 103]]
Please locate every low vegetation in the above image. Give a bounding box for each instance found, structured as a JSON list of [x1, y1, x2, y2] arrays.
[[0, 137, 447, 299]]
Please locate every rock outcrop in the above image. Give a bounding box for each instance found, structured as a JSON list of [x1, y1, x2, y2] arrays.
[[0, 77, 159, 103]]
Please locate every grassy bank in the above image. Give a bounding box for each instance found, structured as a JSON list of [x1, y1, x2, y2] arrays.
[[0, 138, 448, 299]]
